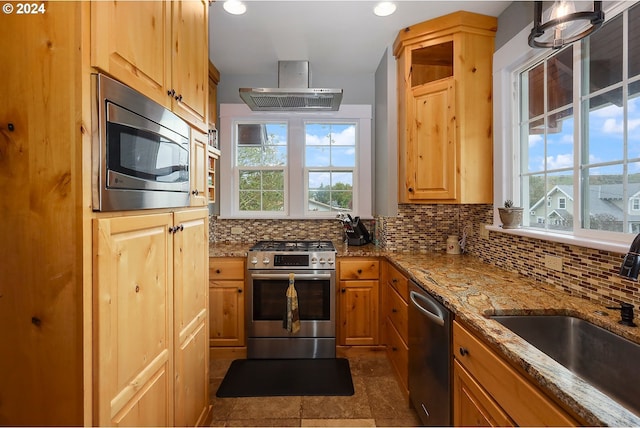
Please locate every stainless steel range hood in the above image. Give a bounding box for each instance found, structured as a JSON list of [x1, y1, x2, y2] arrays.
[[239, 61, 343, 111]]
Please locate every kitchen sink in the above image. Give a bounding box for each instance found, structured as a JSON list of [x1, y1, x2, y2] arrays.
[[491, 315, 640, 416]]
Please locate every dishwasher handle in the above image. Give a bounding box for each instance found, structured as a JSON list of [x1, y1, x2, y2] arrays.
[[410, 290, 445, 327]]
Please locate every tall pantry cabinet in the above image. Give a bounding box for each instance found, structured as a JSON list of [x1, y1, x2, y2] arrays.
[[394, 11, 496, 204], [0, 2, 211, 426]]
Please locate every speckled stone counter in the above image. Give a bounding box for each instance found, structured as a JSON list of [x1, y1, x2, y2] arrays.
[[209, 242, 640, 426]]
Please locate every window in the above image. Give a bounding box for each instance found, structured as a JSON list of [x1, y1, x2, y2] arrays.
[[305, 123, 356, 213], [219, 104, 372, 219], [633, 198, 640, 210], [503, 2, 640, 243]]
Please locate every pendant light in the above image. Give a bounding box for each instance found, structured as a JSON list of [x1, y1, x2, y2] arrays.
[[529, 1, 604, 49]]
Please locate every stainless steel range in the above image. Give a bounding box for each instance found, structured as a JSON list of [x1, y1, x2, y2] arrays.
[[246, 240, 337, 359]]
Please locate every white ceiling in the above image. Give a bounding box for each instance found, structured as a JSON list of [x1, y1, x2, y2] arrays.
[[208, 1, 513, 77]]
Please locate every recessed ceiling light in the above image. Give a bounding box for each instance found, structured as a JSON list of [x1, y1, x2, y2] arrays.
[[223, 0, 246, 15], [374, 2, 396, 17]]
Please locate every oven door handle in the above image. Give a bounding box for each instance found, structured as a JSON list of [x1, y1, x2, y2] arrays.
[[250, 273, 333, 280]]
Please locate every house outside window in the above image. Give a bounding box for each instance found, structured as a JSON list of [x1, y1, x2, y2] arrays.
[[633, 198, 640, 211], [219, 104, 372, 219], [495, 1, 640, 246]]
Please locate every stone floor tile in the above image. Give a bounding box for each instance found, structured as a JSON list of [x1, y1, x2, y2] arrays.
[[225, 418, 301, 426], [301, 418, 376, 426], [301, 377, 372, 419], [227, 396, 302, 420]]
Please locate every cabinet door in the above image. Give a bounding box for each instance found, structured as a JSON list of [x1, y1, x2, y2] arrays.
[[171, 0, 208, 131], [91, 1, 171, 108], [190, 129, 208, 206], [453, 361, 514, 427], [406, 78, 456, 201], [338, 280, 379, 346], [173, 209, 209, 426], [209, 281, 245, 347], [93, 213, 174, 427]]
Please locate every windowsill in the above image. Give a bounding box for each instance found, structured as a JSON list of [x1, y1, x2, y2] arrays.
[[486, 225, 630, 255]]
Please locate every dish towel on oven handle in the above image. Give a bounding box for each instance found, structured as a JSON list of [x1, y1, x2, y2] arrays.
[[284, 272, 301, 334]]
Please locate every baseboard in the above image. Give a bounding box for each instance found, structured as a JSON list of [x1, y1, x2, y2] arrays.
[[209, 346, 247, 359]]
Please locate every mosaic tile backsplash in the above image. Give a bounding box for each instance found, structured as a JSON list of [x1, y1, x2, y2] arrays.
[[211, 203, 640, 309]]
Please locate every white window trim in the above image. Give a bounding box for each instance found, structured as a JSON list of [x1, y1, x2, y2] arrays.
[[219, 103, 372, 220], [491, 1, 635, 253]]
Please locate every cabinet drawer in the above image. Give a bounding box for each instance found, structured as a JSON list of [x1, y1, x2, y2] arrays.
[[453, 321, 578, 427], [339, 259, 379, 280], [209, 258, 245, 280], [385, 262, 408, 302], [385, 285, 408, 344], [386, 320, 409, 392]]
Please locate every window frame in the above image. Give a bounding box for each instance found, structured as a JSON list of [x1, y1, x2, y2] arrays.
[[219, 103, 372, 220], [492, 1, 636, 253]]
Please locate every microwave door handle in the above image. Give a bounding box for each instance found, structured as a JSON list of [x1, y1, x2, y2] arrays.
[[251, 273, 332, 280]]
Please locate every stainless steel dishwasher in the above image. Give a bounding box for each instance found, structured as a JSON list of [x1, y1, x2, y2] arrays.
[[408, 279, 452, 426]]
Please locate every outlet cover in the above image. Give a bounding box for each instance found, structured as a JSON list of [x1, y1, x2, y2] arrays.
[[479, 224, 490, 239], [545, 255, 563, 272]]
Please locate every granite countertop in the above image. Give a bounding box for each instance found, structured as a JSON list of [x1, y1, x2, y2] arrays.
[[209, 242, 640, 426]]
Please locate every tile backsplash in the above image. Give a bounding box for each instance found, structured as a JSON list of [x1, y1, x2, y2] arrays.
[[211, 204, 640, 309]]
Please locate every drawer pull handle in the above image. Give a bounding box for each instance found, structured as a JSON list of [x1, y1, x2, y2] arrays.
[[459, 347, 469, 356], [216, 269, 221, 274], [357, 269, 362, 274]]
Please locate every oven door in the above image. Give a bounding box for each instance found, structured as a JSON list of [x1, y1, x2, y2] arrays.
[[247, 270, 336, 338]]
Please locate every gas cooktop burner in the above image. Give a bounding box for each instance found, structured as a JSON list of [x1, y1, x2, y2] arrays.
[[249, 240, 336, 252]]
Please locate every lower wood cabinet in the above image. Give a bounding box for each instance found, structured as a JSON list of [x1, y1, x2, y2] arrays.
[[93, 208, 210, 427], [209, 257, 245, 348], [382, 260, 410, 396], [338, 258, 380, 346], [453, 320, 580, 427]]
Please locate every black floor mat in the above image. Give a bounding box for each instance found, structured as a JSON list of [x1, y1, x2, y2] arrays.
[[216, 358, 355, 397]]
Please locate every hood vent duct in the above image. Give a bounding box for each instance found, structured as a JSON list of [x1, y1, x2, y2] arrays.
[[239, 61, 343, 111]]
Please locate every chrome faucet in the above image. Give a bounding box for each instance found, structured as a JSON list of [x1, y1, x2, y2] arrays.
[[619, 233, 640, 280]]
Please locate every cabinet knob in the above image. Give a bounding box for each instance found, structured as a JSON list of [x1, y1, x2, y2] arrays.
[[392, 308, 398, 313], [192, 189, 199, 196], [175, 94, 183, 102], [391, 346, 398, 352], [216, 269, 221, 274], [392, 278, 398, 283], [357, 269, 362, 274], [341, 288, 346, 293], [459, 347, 469, 357], [238, 288, 243, 293], [408, 187, 414, 193], [167, 89, 176, 97]]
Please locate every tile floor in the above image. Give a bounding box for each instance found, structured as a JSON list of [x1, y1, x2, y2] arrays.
[[209, 354, 422, 427]]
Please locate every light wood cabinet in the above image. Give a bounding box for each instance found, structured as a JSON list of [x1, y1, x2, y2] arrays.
[[93, 209, 210, 427], [453, 360, 514, 427], [338, 258, 380, 346], [209, 258, 246, 348], [173, 209, 210, 427], [453, 321, 580, 427], [381, 261, 410, 396], [91, 0, 208, 131], [394, 11, 496, 204], [190, 129, 208, 206]]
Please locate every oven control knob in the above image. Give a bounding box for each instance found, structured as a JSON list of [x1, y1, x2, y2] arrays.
[[311, 257, 318, 265], [319, 258, 326, 265], [327, 258, 334, 265], [262, 257, 270, 265], [250, 256, 258, 265]]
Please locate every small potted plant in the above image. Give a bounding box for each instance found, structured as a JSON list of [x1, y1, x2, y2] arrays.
[[498, 199, 524, 229]]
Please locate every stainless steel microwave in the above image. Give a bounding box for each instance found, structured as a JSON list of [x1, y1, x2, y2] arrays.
[[92, 74, 191, 211]]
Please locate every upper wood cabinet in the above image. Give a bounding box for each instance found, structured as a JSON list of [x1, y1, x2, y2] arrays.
[[91, 0, 208, 132], [208, 61, 220, 129], [191, 128, 209, 206], [394, 11, 496, 204]]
